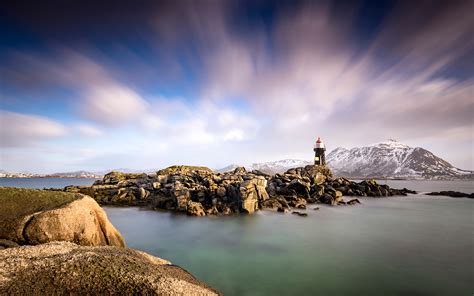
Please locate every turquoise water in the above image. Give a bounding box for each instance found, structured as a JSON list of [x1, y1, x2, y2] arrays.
[[2, 178, 473, 295], [104, 194, 473, 295]]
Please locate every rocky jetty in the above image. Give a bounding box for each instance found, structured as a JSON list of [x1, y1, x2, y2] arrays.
[[65, 165, 415, 216], [0, 241, 219, 295], [0, 188, 125, 248], [426, 191, 473, 198]]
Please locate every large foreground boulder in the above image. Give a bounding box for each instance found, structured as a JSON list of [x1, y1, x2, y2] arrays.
[[0, 188, 125, 247], [0, 242, 219, 295]]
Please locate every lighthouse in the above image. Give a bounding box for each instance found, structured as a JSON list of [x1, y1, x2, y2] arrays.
[[313, 137, 326, 166]]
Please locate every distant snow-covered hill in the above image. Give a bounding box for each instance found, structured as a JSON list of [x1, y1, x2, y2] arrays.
[[217, 159, 312, 174], [326, 140, 473, 179]]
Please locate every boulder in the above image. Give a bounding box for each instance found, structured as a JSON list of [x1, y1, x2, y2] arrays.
[[287, 179, 310, 196], [103, 171, 148, 185], [156, 165, 213, 176], [0, 188, 125, 247], [292, 211, 308, 217], [318, 191, 343, 206], [290, 197, 307, 209], [171, 183, 191, 212], [187, 201, 206, 216], [347, 198, 361, 205], [426, 191, 473, 198], [233, 167, 247, 174], [262, 198, 282, 209], [206, 206, 219, 215], [239, 180, 260, 214], [0, 242, 219, 295], [313, 173, 326, 185]]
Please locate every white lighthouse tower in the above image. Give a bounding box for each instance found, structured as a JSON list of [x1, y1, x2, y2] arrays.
[[313, 137, 326, 166]]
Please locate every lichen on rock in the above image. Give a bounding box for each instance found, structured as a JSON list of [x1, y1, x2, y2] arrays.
[[0, 241, 220, 295], [0, 188, 125, 247]]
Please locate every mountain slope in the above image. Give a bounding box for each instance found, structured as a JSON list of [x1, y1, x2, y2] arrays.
[[327, 140, 472, 179], [217, 159, 312, 174]]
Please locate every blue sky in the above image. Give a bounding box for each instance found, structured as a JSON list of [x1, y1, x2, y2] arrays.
[[0, 0, 473, 173]]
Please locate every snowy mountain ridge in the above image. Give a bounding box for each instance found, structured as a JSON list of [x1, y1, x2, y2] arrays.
[[217, 140, 472, 179], [217, 159, 312, 174], [327, 139, 472, 179]]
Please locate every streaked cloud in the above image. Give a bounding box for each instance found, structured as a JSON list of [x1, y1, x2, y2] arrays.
[[0, 110, 68, 147], [75, 124, 103, 137], [0, 0, 472, 171]]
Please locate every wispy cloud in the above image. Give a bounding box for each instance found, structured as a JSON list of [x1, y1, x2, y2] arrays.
[[0, 110, 68, 147], [0, 0, 472, 171], [75, 124, 103, 137]]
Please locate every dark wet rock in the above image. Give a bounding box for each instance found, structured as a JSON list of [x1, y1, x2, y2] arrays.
[[313, 207, 320, 210], [427, 191, 473, 198], [289, 197, 307, 208], [347, 198, 361, 205], [262, 198, 282, 209], [233, 167, 247, 174], [292, 211, 308, 217], [287, 179, 310, 196]]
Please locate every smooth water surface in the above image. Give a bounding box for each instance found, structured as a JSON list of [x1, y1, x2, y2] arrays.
[[0, 177, 98, 189], [373, 179, 473, 193], [104, 194, 473, 296]]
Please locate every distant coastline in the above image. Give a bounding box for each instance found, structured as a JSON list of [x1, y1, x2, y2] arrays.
[[0, 175, 102, 179]]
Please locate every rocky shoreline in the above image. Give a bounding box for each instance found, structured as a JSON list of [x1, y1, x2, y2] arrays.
[[0, 187, 219, 295], [64, 165, 416, 216], [0, 242, 219, 295]]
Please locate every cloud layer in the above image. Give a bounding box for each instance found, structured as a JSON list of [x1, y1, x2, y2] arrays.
[[0, 0, 472, 172]]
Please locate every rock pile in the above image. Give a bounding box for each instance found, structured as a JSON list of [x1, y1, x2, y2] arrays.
[[65, 165, 416, 216]]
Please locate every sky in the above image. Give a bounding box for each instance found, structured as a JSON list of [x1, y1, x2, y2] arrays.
[[0, 0, 473, 173]]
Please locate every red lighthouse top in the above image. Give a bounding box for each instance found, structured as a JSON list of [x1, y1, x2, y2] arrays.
[[314, 137, 325, 149]]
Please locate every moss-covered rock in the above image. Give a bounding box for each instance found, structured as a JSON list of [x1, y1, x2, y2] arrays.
[[0, 187, 82, 220], [156, 165, 213, 176], [0, 188, 125, 247], [0, 241, 220, 295]]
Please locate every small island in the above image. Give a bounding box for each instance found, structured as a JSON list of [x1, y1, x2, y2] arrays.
[[64, 164, 416, 216]]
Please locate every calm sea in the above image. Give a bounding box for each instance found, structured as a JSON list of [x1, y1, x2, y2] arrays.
[[2, 178, 473, 295]]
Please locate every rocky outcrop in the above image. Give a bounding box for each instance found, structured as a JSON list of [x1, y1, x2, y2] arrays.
[[0, 188, 125, 247], [426, 191, 473, 198], [0, 241, 219, 295], [64, 165, 416, 216]]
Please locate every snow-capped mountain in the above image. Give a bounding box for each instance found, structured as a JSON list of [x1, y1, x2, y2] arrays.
[[217, 159, 312, 174], [327, 140, 473, 179], [0, 170, 101, 178]]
